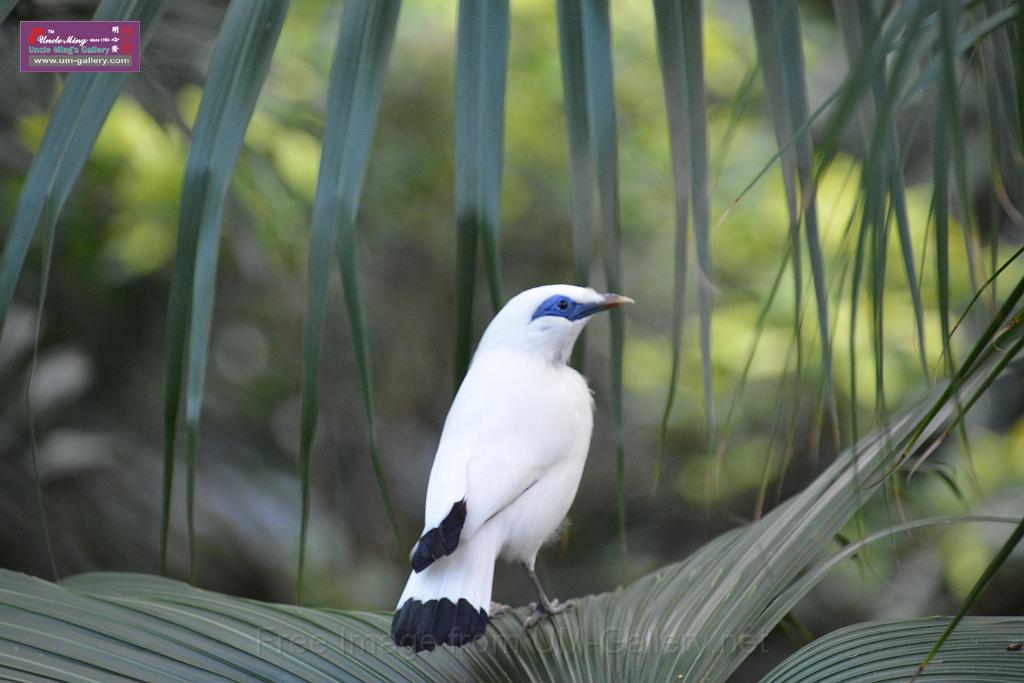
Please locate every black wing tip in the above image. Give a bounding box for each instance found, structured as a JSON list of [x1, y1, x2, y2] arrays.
[[410, 499, 468, 572], [391, 597, 488, 652], [409, 538, 436, 573]]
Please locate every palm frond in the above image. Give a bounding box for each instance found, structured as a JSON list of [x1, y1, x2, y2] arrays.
[[0, 0, 19, 22], [584, 0, 628, 577], [24, 202, 59, 581], [298, 0, 404, 604], [556, 0, 629, 575], [651, 0, 710, 493], [763, 616, 1024, 682], [556, 0, 596, 369], [452, 0, 510, 386], [751, 0, 838, 435], [917, 514, 1024, 677], [835, 0, 933, 378], [162, 0, 289, 581]]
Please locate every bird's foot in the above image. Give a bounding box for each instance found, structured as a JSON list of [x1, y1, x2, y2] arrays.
[[523, 598, 575, 629], [489, 601, 513, 618]]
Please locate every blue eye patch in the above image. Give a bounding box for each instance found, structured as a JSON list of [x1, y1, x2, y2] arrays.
[[531, 294, 603, 322]]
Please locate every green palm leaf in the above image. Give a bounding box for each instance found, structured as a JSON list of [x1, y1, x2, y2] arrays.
[[162, 0, 289, 581], [763, 617, 1024, 682], [452, 0, 510, 386], [584, 0, 629, 577], [750, 0, 837, 432], [0, 0, 19, 22], [934, 1, 957, 378], [651, 0, 711, 492], [556, 0, 596, 370], [299, 0, 404, 603], [833, 0, 928, 386], [976, 1, 1023, 304], [917, 514, 1024, 675]]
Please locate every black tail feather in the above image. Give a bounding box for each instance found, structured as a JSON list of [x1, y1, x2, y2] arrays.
[[391, 597, 488, 652], [410, 499, 466, 572]]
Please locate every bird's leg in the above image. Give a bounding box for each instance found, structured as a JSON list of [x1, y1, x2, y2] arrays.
[[522, 562, 574, 629], [489, 601, 512, 618]]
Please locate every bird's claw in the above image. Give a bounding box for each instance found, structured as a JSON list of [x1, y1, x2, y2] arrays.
[[489, 601, 513, 618], [523, 598, 575, 629]]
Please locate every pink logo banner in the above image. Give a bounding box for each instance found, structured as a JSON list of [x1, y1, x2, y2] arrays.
[[20, 20, 140, 73]]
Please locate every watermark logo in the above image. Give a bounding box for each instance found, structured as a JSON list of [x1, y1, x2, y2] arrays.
[[253, 626, 769, 660], [20, 21, 140, 73]]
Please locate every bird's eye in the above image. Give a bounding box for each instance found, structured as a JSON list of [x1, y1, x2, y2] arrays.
[[557, 298, 570, 311]]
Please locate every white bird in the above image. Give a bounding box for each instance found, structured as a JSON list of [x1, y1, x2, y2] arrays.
[[391, 284, 633, 651]]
